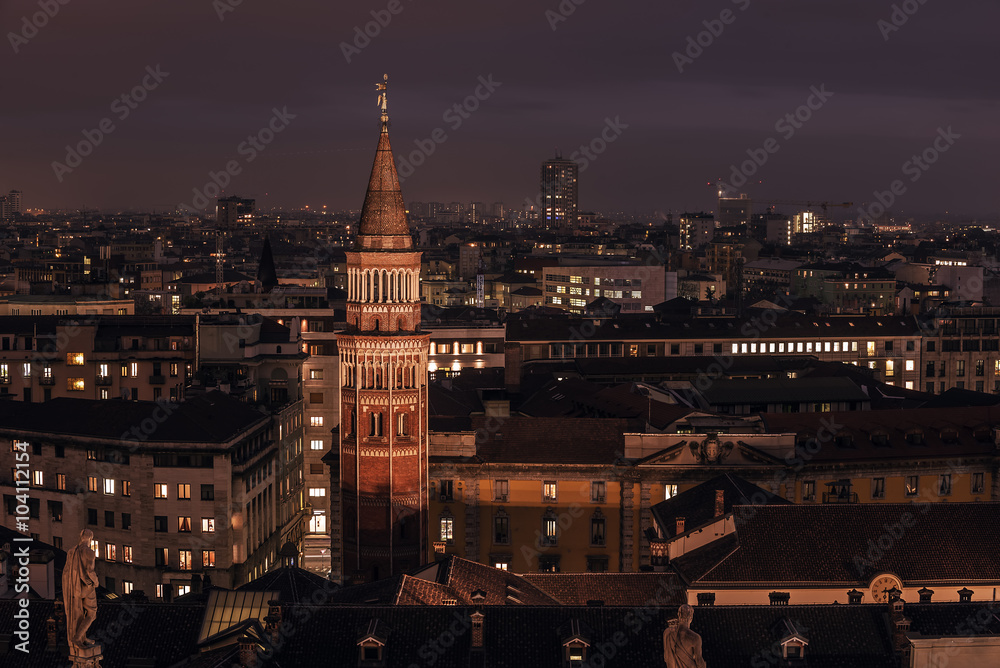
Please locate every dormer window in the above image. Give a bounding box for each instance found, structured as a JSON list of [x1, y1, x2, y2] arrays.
[[940, 429, 959, 444], [560, 619, 591, 667], [958, 588, 973, 603], [356, 618, 388, 667], [905, 430, 925, 445], [847, 589, 864, 604], [871, 432, 889, 447], [769, 591, 791, 606]]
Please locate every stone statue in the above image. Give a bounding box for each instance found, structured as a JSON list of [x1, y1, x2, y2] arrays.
[[663, 604, 707, 667], [62, 529, 99, 653]]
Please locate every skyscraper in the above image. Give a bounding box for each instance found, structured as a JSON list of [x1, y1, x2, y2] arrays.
[[7, 190, 21, 214], [540, 153, 578, 230], [216, 196, 255, 230], [334, 76, 430, 583]]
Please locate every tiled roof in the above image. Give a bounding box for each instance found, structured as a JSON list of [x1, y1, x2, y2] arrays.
[[761, 406, 1000, 463], [702, 376, 871, 405], [521, 572, 685, 606], [0, 391, 268, 443], [689, 503, 1000, 585], [651, 474, 790, 539], [471, 415, 627, 465], [357, 124, 412, 245], [238, 566, 338, 604]]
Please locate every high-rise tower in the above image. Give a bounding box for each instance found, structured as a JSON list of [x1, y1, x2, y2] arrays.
[[333, 75, 429, 583], [540, 153, 578, 230]]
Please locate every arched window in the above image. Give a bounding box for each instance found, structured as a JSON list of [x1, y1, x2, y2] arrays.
[[370, 412, 383, 437], [397, 412, 408, 436], [373, 318, 380, 332]]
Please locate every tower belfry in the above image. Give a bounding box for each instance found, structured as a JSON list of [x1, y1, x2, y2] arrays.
[[333, 75, 430, 583]]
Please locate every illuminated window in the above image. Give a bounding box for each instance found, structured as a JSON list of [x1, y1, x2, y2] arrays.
[[202, 518, 215, 533], [121, 364, 128, 377], [665, 484, 679, 499], [178, 516, 192, 532], [31, 470, 43, 487], [309, 369, 323, 380], [440, 516, 454, 544], [67, 353, 85, 365], [90, 538, 100, 555], [202, 550, 216, 568], [121, 480, 131, 496], [731, 344, 738, 354], [154, 483, 167, 499], [130, 362, 138, 377], [905, 360, 914, 371], [308, 488, 326, 497], [67, 378, 85, 391], [310, 416, 324, 427], [179, 549, 192, 570], [105, 544, 116, 561], [56, 474, 66, 491], [177, 483, 191, 500], [543, 481, 557, 501], [123, 581, 134, 595], [22, 363, 31, 377], [310, 439, 324, 450], [103, 479, 115, 495], [88, 476, 98, 492]]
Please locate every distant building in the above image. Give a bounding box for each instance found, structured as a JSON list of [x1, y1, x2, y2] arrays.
[[542, 259, 666, 314], [679, 212, 716, 250], [717, 193, 751, 227], [216, 196, 255, 230], [539, 154, 578, 230]]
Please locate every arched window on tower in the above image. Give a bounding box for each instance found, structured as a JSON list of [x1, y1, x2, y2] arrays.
[[397, 413, 408, 437], [370, 412, 383, 437], [348, 408, 356, 435], [373, 318, 380, 332]]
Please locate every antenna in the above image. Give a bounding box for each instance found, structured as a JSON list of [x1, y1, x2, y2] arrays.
[[376, 74, 389, 126]]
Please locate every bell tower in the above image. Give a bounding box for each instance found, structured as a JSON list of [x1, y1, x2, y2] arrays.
[[334, 75, 429, 583]]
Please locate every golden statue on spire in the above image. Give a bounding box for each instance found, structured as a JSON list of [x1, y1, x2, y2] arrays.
[[376, 74, 388, 125]]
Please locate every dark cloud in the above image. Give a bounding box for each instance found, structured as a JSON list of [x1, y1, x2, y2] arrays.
[[0, 0, 996, 217]]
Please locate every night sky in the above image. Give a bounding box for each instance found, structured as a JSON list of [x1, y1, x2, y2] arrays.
[[2, 0, 997, 218]]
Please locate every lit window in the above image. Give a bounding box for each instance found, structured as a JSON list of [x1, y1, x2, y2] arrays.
[[543, 481, 557, 501], [31, 470, 43, 487], [105, 544, 116, 561], [130, 362, 138, 377], [88, 476, 98, 492], [905, 360, 914, 371], [177, 483, 191, 500], [103, 479, 115, 495], [310, 439, 324, 450], [179, 550, 192, 570], [121, 481, 131, 496], [731, 343, 738, 354], [203, 550, 216, 568], [308, 488, 326, 497], [440, 516, 454, 543], [155, 585, 164, 598], [154, 483, 168, 499], [67, 353, 85, 365], [309, 369, 323, 380], [178, 516, 192, 532], [123, 545, 133, 563], [202, 518, 215, 533], [310, 416, 324, 427], [56, 474, 66, 490], [665, 484, 678, 499], [123, 581, 134, 595], [67, 378, 85, 391]]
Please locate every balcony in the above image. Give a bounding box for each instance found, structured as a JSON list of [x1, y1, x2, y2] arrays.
[[95, 376, 113, 386], [38, 376, 55, 386], [149, 375, 166, 385], [823, 491, 859, 504]]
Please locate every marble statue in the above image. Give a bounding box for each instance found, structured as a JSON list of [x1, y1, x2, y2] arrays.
[[663, 604, 707, 667], [62, 529, 99, 653]]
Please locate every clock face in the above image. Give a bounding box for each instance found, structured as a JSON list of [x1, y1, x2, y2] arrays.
[[869, 574, 902, 603]]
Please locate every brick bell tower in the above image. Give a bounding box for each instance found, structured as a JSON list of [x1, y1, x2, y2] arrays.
[[335, 75, 429, 583]]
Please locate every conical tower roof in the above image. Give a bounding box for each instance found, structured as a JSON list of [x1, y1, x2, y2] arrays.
[[357, 75, 412, 250], [256, 236, 278, 293]]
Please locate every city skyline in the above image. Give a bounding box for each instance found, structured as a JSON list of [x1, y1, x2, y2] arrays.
[[1, 0, 997, 218]]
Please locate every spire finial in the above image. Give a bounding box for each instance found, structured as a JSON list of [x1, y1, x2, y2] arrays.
[[376, 74, 389, 127]]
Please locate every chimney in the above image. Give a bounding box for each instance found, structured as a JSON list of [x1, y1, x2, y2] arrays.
[[471, 611, 484, 648], [264, 599, 282, 645], [238, 635, 257, 668], [675, 517, 685, 535], [715, 490, 725, 517]]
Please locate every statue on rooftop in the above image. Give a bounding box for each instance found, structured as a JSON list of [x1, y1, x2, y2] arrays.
[[62, 529, 99, 653], [664, 604, 707, 667]]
